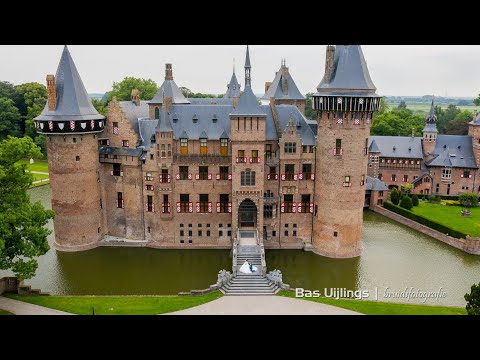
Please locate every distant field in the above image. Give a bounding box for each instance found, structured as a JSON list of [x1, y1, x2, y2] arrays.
[[387, 103, 478, 113], [17, 159, 49, 173]]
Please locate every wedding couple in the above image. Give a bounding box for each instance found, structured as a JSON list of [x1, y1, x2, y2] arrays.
[[239, 259, 258, 274]]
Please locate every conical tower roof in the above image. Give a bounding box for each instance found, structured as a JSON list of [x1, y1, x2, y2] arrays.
[[423, 97, 438, 133], [262, 61, 305, 100], [225, 67, 241, 98], [35, 46, 104, 121], [149, 64, 190, 104]]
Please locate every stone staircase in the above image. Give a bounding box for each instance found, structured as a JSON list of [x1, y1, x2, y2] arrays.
[[220, 240, 280, 296]]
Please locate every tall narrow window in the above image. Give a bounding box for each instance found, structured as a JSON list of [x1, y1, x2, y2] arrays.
[[301, 194, 311, 213], [161, 169, 169, 183], [112, 163, 121, 176], [391, 174, 397, 182], [219, 194, 229, 213], [219, 166, 229, 180], [237, 150, 245, 163], [403, 175, 408, 182], [161, 144, 166, 158], [265, 144, 272, 159], [180, 138, 188, 155], [343, 176, 351, 187], [199, 166, 208, 180], [284, 194, 294, 213], [264, 205, 273, 218], [155, 107, 160, 119], [241, 168, 256, 186], [302, 164, 312, 180], [147, 195, 154, 212], [117, 192, 124, 208], [285, 164, 295, 181], [113, 122, 119, 135], [179, 166, 189, 180], [360, 175, 365, 186], [122, 140, 129, 148], [180, 194, 189, 213], [199, 194, 209, 213], [167, 144, 171, 157], [220, 138, 228, 156], [163, 194, 169, 213], [251, 150, 259, 163], [200, 138, 208, 155], [335, 139, 342, 155]]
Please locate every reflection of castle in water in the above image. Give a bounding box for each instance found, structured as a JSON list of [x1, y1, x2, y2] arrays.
[[35, 45, 384, 258]]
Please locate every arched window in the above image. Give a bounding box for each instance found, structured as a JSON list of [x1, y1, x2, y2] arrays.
[[155, 107, 160, 119], [241, 168, 256, 186]]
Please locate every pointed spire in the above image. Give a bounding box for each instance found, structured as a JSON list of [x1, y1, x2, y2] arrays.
[[368, 139, 380, 153], [423, 96, 438, 134], [233, 58, 235, 74], [245, 45, 251, 87], [35, 45, 104, 121], [226, 62, 241, 99]]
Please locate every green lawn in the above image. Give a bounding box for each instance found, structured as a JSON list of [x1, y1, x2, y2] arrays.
[[0, 309, 14, 315], [411, 202, 480, 237], [32, 173, 50, 181], [279, 291, 466, 315], [17, 159, 49, 173], [5, 292, 222, 315]]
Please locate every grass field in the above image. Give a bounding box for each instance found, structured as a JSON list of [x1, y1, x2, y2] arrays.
[[31, 173, 49, 181], [386, 103, 478, 113], [0, 309, 14, 315], [5, 292, 223, 315], [16, 159, 49, 173], [411, 202, 480, 237], [278, 291, 466, 315]]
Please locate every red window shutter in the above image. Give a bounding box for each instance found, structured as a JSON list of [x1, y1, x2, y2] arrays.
[[310, 203, 314, 213], [228, 203, 232, 213], [216, 174, 221, 180], [292, 203, 297, 213], [281, 203, 285, 213], [311, 173, 315, 181], [228, 173, 232, 180], [195, 174, 200, 180], [196, 202, 200, 213], [208, 202, 212, 213], [297, 202, 302, 213], [294, 174, 298, 181], [176, 202, 181, 213], [281, 174, 286, 181], [208, 174, 212, 180], [176, 173, 180, 180], [298, 173, 303, 180], [188, 174, 193, 180], [189, 202, 193, 213], [216, 202, 220, 213]]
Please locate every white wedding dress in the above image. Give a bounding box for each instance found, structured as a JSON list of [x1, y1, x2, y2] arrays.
[[239, 260, 258, 274]]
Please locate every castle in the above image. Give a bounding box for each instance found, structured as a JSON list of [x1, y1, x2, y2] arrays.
[[35, 45, 383, 257]]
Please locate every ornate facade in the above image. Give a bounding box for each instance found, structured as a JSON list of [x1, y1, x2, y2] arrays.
[[36, 45, 383, 257]]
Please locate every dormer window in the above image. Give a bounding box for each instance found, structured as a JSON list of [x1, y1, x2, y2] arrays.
[[154, 107, 160, 120], [193, 114, 198, 123], [200, 138, 207, 155], [180, 138, 188, 155], [220, 138, 228, 156], [212, 114, 218, 123], [173, 113, 178, 123], [151, 135, 156, 144]]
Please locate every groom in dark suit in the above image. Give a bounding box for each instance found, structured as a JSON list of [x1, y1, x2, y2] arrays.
[[248, 260, 255, 272]]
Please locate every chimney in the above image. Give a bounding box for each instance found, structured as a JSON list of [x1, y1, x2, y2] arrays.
[[324, 45, 335, 83], [265, 82, 272, 93], [164, 96, 173, 113], [46, 74, 56, 111], [232, 97, 239, 109], [473, 110, 478, 121], [282, 61, 289, 96], [131, 88, 140, 106], [165, 64, 173, 80]]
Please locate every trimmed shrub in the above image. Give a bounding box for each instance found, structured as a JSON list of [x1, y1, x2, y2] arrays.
[[443, 200, 460, 206], [383, 201, 467, 239], [428, 194, 441, 203], [411, 194, 419, 206], [400, 196, 413, 210], [440, 195, 460, 201], [390, 188, 401, 205], [459, 192, 479, 208]]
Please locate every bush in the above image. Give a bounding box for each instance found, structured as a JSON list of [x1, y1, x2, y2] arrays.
[[411, 194, 419, 206], [459, 192, 479, 208], [390, 188, 401, 205], [400, 196, 413, 210], [428, 194, 441, 203], [383, 201, 467, 239], [440, 195, 459, 201], [465, 283, 480, 315]]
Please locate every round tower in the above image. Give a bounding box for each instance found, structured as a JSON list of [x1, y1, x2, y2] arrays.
[[34, 46, 105, 251], [312, 45, 381, 258]]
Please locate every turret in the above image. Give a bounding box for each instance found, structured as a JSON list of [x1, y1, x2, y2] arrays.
[[34, 46, 105, 251], [422, 97, 438, 158], [468, 112, 480, 169], [311, 45, 381, 258]]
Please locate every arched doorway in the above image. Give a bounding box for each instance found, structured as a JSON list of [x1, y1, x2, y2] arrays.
[[238, 199, 257, 228]]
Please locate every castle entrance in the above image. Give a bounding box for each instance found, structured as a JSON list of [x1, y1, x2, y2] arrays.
[[238, 199, 257, 229]]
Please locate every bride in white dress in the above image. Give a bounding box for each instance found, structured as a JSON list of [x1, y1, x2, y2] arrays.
[[239, 259, 258, 274]]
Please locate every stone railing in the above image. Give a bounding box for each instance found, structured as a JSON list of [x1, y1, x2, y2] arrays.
[[232, 230, 240, 275], [266, 269, 290, 290]]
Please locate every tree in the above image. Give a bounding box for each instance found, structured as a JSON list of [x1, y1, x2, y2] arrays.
[[390, 188, 401, 205], [399, 196, 413, 210], [474, 94, 480, 107], [15, 82, 47, 120], [397, 100, 407, 109], [108, 77, 158, 102], [179, 86, 217, 99], [0, 136, 55, 279], [92, 99, 108, 116], [465, 282, 480, 315], [0, 97, 22, 139], [304, 93, 316, 120], [411, 194, 419, 206], [0, 81, 18, 101], [377, 98, 389, 115], [446, 110, 473, 135], [371, 110, 425, 136], [401, 183, 412, 194], [459, 192, 479, 208]]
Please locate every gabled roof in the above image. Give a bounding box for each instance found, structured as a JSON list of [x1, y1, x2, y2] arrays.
[[188, 97, 233, 105], [426, 135, 477, 169], [262, 64, 305, 101], [119, 100, 149, 134], [156, 106, 173, 132], [316, 45, 377, 95], [199, 130, 208, 139], [369, 136, 423, 159], [225, 70, 241, 99], [35, 46, 104, 121], [231, 85, 264, 116], [366, 176, 388, 191], [149, 80, 190, 104], [138, 119, 157, 148]]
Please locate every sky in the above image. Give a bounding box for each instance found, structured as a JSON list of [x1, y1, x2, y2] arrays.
[[1, 45, 480, 98]]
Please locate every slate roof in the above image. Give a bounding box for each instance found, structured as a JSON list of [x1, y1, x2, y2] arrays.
[[231, 85, 264, 115], [35, 46, 104, 122], [426, 135, 477, 169], [188, 97, 233, 105], [316, 45, 377, 95], [368, 139, 380, 153], [366, 176, 388, 191], [118, 101, 149, 134], [369, 136, 423, 159], [262, 65, 305, 101], [138, 119, 157, 149], [225, 70, 241, 98], [149, 79, 190, 104], [469, 113, 480, 125], [422, 98, 438, 133], [156, 106, 173, 132], [245, 45, 251, 68]]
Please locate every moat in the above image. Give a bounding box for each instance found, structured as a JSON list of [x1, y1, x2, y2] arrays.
[[1, 185, 479, 307]]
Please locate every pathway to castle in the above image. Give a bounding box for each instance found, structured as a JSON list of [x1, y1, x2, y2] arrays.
[[0, 296, 72, 315], [167, 296, 361, 315]]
